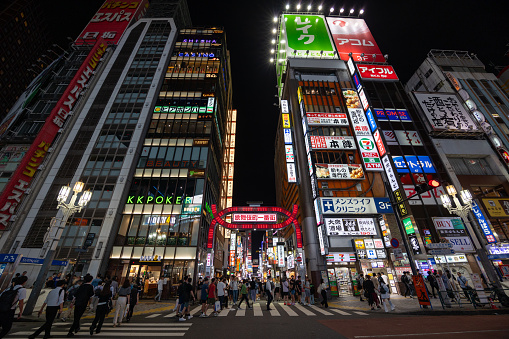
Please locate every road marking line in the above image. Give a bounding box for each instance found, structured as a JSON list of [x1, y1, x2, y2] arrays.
[[354, 329, 509, 338], [353, 311, 369, 315], [253, 302, 263, 316], [188, 306, 203, 316], [218, 307, 230, 317], [269, 304, 280, 316], [280, 304, 298, 316], [146, 313, 161, 318], [236, 308, 246, 316], [330, 309, 351, 315], [293, 303, 316, 316], [164, 311, 176, 318], [308, 305, 334, 315]]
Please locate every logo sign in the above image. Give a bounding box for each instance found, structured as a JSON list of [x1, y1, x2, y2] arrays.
[[357, 64, 399, 80], [318, 225, 326, 255], [282, 114, 291, 128], [320, 197, 393, 214], [347, 108, 371, 136], [358, 89, 369, 110], [366, 249, 377, 259], [392, 156, 436, 173], [373, 130, 386, 157], [414, 92, 479, 132], [232, 214, 277, 223], [315, 163, 364, 180], [140, 255, 161, 262], [365, 108, 377, 132], [471, 201, 496, 243], [358, 136, 383, 171], [324, 218, 376, 236], [354, 239, 365, 250], [309, 136, 356, 150], [325, 17, 384, 63], [0, 39, 107, 230], [382, 155, 399, 192], [408, 233, 421, 255], [403, 217, 415, 234], [307, 113, 349, 126], [287, 163, 297, 183], [326, 253, 356, 262], [374, 109, 411, 122], [432, 217, 475, 252], [282, 15, 335, 58], [281, 100, 289, 113], [353, 73, 362, 91], [285, 145, 295, 162], [76, 0, 148, 45], [284, 128, 292, 144], [404, 185, 446, 205]]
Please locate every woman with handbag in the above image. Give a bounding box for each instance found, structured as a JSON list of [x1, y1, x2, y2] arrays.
[[89, 281, 112, 335], [363, 274, 380, 310], [113, 279, 131, 327]]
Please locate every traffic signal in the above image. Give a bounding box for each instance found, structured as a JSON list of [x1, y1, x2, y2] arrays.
[[415, 179, 441, 195]]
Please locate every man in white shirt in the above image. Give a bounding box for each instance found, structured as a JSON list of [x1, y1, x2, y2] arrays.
[[217, 278, 226, 310], [29, 280, 66, 338], [265, 276, 274, 311], [155, 278, 164, 301], [0, 275, 28, 338]]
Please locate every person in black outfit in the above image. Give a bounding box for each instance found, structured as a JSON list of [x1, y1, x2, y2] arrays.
[[89, 281, 112, 335], [427, 271, 438, 298], [67, 274, 94, 337], [126, 284, 139, 322], [29, 280, 66, 339], [362, 274, 377, 310]]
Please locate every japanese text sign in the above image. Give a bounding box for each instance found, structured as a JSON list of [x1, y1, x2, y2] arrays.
[[282, 15, 335, 58], [319, 197, 393, 215], [309, 136, 356, 150], [357, 64, 398, 80], [481, 198, 509, 218], [325, 218, 376, 236], [315, 163, 364, 180], [471, 201, 496, 243], [392, 155, 436, 173], [307, 113, 348, 126], [232, 214, 277, 223]]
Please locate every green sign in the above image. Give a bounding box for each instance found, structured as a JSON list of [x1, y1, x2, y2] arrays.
[[403, 217, 415, 234], [282, 15, 335, 58], [451, 219, 465, 229]]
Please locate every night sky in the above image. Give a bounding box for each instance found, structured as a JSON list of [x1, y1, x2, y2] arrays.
[[46, 0, 509, 208]]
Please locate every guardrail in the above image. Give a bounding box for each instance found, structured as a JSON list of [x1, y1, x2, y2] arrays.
[[436, 286, 509, 309]]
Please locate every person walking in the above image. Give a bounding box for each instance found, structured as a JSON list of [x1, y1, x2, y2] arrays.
[[217, 278, 226, 310], [126, 283, 139, 322], [265, 276, 274, 310], [179, 278, 195, 321], [113, 279, 131, 327], [371, 274, 381, 306], [237, 279, 251, 310], [318, 279, 328, 308], [199, 277, 209, 317], [289, 275, 296, 305], [358, 273, 365, 301], [61, 279, 82, 322], [401, 272, 412, 298], [230, 276, 239, 308], [249, 278, 257, 304], [207, 278, 218, 316], [379, 280, 395, 312], [154, 277, 164, 302], [363, 274, 380, 310], [304, 278, 311, 306], [67, 274, 94, 337], [282, 277, 289, 305], [89, 281, 112, 335], [274, 278, 281, 302], [426, 271, 438, 298], [0, 276, 28, 338], [29, 280, 66, 338]]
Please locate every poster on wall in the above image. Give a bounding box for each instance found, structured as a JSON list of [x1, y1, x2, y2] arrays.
[[315, 163, 365, 180]]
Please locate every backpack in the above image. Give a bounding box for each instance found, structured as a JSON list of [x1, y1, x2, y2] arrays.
[[380, 284, 388, 294], [67, 285, 79, 301], [0, 286, 21, 312], [401, 275, 407, 284]]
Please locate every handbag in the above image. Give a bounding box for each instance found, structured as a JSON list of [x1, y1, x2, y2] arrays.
[[364, 290, 369, 298], [112, 292, 119, 300], [214, 300, 221, 312]]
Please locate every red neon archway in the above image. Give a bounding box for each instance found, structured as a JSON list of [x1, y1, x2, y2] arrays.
[[206, 204, 302, 250]]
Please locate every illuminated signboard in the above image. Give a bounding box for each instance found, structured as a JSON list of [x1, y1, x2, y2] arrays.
[[392, 156, 436, 173], [471, 201, 496, 243], [383, 130, 423, 146], [281, 14, 335, 58], [382, 155, 399, 192], [315, 163, 364, 180], [281, 100, 289, 113], [285, 145, 295, 162], [76, 0, 148, 45], [277, 244, 285, 267], [287, 163, 297, 183], [232, 214, 277, 223], [309, 136, 356, 150], [353, 73, 362, 91], [0, 39, 107, 230], [359, 89, 369, 110], [374, 109, 411, 122], [127, 195, 193, 204], [154, 105, 206, 113], [142, 215, 176, 226], [206, 253, 212, 267], [284, 128, 292, 144], [365, 108, 377, 132], [347, 108, 370, 137], [282, 114, 291, 128], [403, 185, 446, 205], [307, 113, 348, 126], [325, 17, 385, 63], [373, 130, 386, 157], [356, 64, 399, 80], [319, 197, 393, 214], [358, 136, 383, 171], [433, 217, 475, 252], [324, 218, 376, 236], [326, 253, 356, 262]]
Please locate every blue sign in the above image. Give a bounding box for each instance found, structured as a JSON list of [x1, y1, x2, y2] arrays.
[[20, 257, 44, 265], [0, 254, 18, 263], [428, 258, 436, 265], [397, 109, 412, 122], [392, 155, 436, 173], [374, 109, 387, 121], [471, 201, 497, 243], [284, 128, 292, 144], [51, 260, 69, 267], [353, 73, 362, 91], [390, 238, 399, 248], [488, 254, 509, 260], [374, 198, 394, 214], [365, 108, 377, 132]]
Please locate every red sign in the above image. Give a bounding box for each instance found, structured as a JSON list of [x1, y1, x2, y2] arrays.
[[412, 275, 431, 306], [0, 39, 107, 230], [373, 130, 386, 157], [325, 17, 384, 63], [76, 0, 148, 45], [357, 64, 399, 80]]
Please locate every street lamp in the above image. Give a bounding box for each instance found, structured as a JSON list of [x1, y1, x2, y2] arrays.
[[23, 181, 92, 315], [439, 185, 500, 287]]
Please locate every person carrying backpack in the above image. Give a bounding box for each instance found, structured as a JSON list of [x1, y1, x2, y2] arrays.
[[0, 275, 28, 338], [379, 280, 395, 313], [61, 280, 82, 322]]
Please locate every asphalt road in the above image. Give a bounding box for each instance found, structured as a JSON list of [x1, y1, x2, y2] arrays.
[[5, 302, 509, 338]]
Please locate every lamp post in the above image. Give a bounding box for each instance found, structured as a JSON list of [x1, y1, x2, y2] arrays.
[[440, 185, 501, 288], [23, 181, 92, 315]]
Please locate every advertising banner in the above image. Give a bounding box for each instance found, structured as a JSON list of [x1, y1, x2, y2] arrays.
[[285, 145, 295, 162], [307, 113, 349, 126], [374, 109, 411, 122], [76, 0, 149, 45], [284, 128, 292, 144], [282, 113, 291, 128], [287, 163, 297, 183], [357, 64, 398, 80], [309, 136, 356, 150], [347, 108, 371, 136], [432, 217, 475, 252], [373, 130, 386, 157], [0, 39, 107, 230], [383, 130, 423, 146], [414, 92, 479, 132], [325, 17, 384, 63], [315, 163, 364, 180], [282, 14, 335, 58], [403, 185, 446, 205], [412, 275, 432, 306], [324, 218, 376, 236], [365, 108, 377, 132], [382, 155, 399, 192], [232, 214, 277, 222], [481, 198, 509, 218], [326, 253, 356, 262], [471, 201, 496, 243], [319, 197, 393, 214], [392, 155, 436, 173]]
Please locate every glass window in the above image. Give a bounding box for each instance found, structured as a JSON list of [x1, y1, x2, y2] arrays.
[[174, 147, 183, 162]]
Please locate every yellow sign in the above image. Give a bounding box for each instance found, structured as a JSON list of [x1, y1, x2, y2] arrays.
[[394, 189, 403, 203], [282, 114, 291, 128], [354, 239, 365, 250], [297, 87, 303, 104], [398, 203, 408, 216], [482, 198, 509, 218]]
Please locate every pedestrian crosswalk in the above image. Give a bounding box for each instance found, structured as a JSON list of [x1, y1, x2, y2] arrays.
[[149, 302, 370, 318], [8, 323, 192, 338]]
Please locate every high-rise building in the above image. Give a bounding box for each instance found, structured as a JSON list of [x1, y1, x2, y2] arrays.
[[0, 0, 235, 296], [0, 0, 50, 118]]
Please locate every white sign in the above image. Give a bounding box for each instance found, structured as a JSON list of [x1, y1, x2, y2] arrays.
[[364, 239, 374, 249], [318, 225, 325, 255], [315, 163, 365, 180], [287, 254, 294, 269], [393, 248, 404, 260], [230, 232, 237, 249], [326, 253, 356, 262], [414, 92, 479, 132], [347, 108, 371, 136], [404, 185, 446, 205], [374, 239, 384, 249], [376, 249, 387, 259], [307, 112, 349, 126], [382, 155, 399, 192], [285, 145, 295, 162], [309, 136, 356, 150], [232, 214, 277, 222], [367, 249, 377, 259], [206, 253, 212, 267], [347, 58, 356, 75], [284, 128, 292, 144], [277, 244, 285, 267], [359, 89, 369, 110], [287, 163, 297, 183], [325, 218, 377, 236], [432, 217, 475, 252], [426, 242, 453, 249], [383, 130, 423, 146], [281, 100, 289, 113]]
